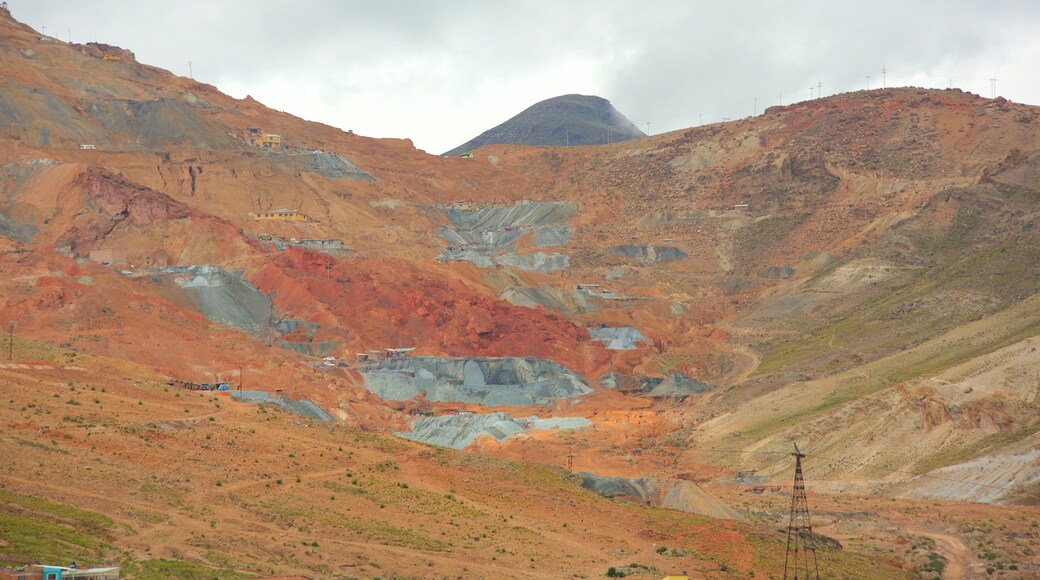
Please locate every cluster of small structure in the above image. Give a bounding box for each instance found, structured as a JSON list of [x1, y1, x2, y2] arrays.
[[252, 209, 308, 222], [354, 347, 415, 363], [257, 233, 345, 252], [167, 379, 232, 391]]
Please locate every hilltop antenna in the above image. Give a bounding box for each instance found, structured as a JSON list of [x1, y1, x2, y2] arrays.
[[881, 65, 887, 88], [865, 75, 870, 90], [698, 113, 702, 126], [783, 444, 820, 580], [817, 81, 822, 98], [809, 87, 814, 100], [645, 121, 650, 135], [779, 91, 782, 106], [989, 78, 997, 99], [188, 60, 193, 79], [753, 97, 758, 116]]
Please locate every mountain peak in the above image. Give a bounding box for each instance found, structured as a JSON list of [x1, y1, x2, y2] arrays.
[[443, 94, 644, 156]]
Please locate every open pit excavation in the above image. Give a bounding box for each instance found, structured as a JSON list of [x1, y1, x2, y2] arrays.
[[358, 356, 590, 405], [397, 412, 592, 450], [438, 201, 576, 272]]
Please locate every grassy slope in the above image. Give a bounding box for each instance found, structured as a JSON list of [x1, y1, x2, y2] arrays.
[[0, 337, 907, 578]]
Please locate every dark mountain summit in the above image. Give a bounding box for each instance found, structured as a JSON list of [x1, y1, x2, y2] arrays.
[[443, 94, 644, 156]]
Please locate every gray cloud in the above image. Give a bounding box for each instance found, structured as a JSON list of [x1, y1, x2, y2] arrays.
[[13, 1, 1040, 153]]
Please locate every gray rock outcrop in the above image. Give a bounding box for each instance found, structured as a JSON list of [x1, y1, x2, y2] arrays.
[[397, 412, 591, 450], [359, 356, 590, 406]]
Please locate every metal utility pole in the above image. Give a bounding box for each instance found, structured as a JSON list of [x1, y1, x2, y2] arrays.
[[809, 87, 814, 100], [753, 97, 758, 116], [865, 75, 870, 90], [882, 66, 887, 88], [698, 114, 702, 126], [817, 81, 822, 98], [645, 121, 651, 135], [989, 78, 997, 99], [188, 61, 194, 79], [783, 444, 820, 580]]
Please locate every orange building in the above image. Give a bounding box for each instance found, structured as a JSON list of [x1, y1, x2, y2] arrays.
[[253, 209, 306, 222]]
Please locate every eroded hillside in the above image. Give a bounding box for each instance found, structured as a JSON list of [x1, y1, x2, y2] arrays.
[[1, 5, 1039, 577]]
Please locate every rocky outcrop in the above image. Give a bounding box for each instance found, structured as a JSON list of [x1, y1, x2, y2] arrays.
[[599, 371, 712, 398]]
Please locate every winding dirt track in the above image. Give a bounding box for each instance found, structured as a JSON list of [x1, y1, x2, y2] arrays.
[[910, 528, 974, 580]]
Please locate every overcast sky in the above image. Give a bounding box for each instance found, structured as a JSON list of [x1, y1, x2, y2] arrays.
[[13, 1, 1040, 154]]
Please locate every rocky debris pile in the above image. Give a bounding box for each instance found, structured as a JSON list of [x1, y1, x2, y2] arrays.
[[289, 150, 372, 180], [609, 244, 687, 263], [532, 226, 572, 247], [579, 473, 743, 520], [359, 356, 590, 406], [438, 202, 576, 272], [599, 371, 712, 398], [587, 326, 646, 350], [497, 286, 596, 315], [397, 412, 591, 450], [150, 265, 273, 336], [230, 390, 334, 422]]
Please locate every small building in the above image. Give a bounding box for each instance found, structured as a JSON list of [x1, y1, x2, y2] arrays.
[[88, 248, 127, 267], [385, 347, 415, 358], [575, 283, 601, 292], [79, 144, 96, 150], [260, 133, 281, 148], [735, 468, 758, 480], [1, 565, 120, 580], [253, 209, 307, 222]]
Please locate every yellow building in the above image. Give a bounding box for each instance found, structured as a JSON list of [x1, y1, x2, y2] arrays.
[[260, 133, 281, 148], [254, 209, 306, 222]]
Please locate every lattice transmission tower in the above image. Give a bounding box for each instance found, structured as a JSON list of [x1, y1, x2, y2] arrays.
[[783, 444, 820, 580]]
